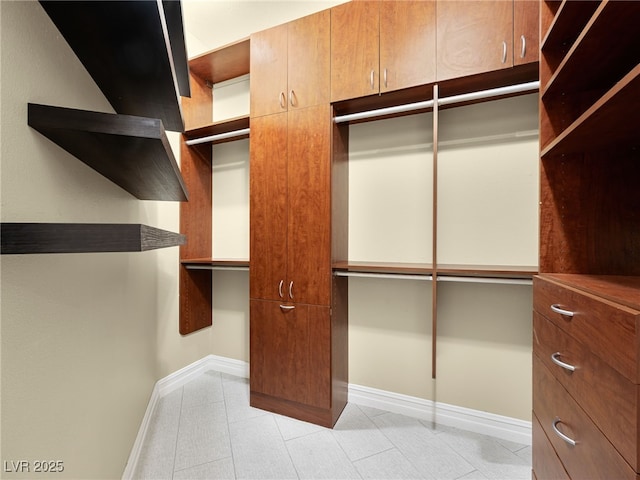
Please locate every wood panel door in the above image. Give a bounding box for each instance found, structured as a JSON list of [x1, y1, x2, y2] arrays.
[[250, 113, 288, 301], [287, 105, 332, 306], [330, 1, 379, 102], [250, 23, 288, 118], [514, 0, 539, 66], [250, 299, 331, 409], [288, 10, 330, 110], [436, 0, 513, 81], [379, 1, 436, 93]]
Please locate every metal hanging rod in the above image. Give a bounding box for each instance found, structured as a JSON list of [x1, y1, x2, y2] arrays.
[[437, 276, 532, 286], [333, 81, 540, 124], [334, 271, 433, 281], [334, 99, 435, 124], [185, 127, 250, 146]]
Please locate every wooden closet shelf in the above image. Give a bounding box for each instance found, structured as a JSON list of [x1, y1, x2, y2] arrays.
[[540, 0, 600, 52], [1, 223, 185, 254], [541, 64, 640, 158], [541, 1, 640, 101], [437, 264, 538, 279], [189, 38, 251, 85], [538, 273, 640, 313], [39, 0, 189, 132], [181, 258, 250, 270], [28, 103, 188, 202], [184, 116, 250, 145], [332, 261, 433, 276]]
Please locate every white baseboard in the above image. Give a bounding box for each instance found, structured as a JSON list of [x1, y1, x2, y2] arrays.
[[348, 384, 532, 445], [123, 355, 531, 478]]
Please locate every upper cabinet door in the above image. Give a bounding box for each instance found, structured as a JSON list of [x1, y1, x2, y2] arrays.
[[250, 24, 288, 117], [249, 113, 289, 301], [514, 0, 539, 66], [380, 1, 436, 93], [287, 105, 332, 306], [331, 1, 380, 102], [437, 0, 514, 81], [288, 10, 330, 110]]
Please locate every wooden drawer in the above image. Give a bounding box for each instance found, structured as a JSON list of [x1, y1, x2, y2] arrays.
[[534, 312, 640, 471], [532, 411, 570, 480], [533, 275, 640, 383], [533, 355, 638, 479]]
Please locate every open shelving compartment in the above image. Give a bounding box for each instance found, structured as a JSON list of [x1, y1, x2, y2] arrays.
[[332, 75, 540, 378], [179, 38, 252, 335]]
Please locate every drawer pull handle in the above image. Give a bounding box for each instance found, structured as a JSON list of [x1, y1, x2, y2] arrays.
[[551, 304, 575, 317], [552, 417, 576, 446], [278, 280, 284, 299], [551, 352, 576, 372], [280, 305, 295, 311]]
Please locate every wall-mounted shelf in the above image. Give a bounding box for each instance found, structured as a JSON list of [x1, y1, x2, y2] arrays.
[[39, 0, 189, 132], [1, 223, 185, 254], [28, 103, 188, 201]]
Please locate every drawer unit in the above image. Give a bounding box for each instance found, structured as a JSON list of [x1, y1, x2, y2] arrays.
[[534, 312, 640, 471], [532, 412, 569, 480], [533, 275, 640, 383], [533, 355, 638, 480]]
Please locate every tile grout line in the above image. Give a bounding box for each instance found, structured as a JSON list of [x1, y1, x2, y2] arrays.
[[169, 386, 185, 480]]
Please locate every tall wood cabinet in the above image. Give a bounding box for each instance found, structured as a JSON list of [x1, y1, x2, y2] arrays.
[[533, 1, 640, 478], [330, 1, 436, 102], [249, 14, 346, 425]]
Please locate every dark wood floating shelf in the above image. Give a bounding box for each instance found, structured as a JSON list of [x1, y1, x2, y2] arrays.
[[1, 223, 186, 254], [181, 258, 250, 270], [28, 103, 188, 201], [39, 0, 189, 132]]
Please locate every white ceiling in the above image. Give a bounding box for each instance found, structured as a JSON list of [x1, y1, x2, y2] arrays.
[[181, 0, 349, 57]]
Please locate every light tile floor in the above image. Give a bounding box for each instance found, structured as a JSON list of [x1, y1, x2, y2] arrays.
[[134, 371, 531, 480]]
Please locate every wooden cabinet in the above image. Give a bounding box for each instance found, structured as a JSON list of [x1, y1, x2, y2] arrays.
[[249, 105, 331, 306], [514, 1, 539, 66], [437, 1, 513, 81], [250, 10, 330, 117], [250, 300, 331, 410], [249, 104, 345, 427], [534, 2, 640, 477], [330, 1, 436, 102]]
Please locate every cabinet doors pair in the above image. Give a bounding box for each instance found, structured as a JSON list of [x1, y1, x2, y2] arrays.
[[249, 105, 331, 306]]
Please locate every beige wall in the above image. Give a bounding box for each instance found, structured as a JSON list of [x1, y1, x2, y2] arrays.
[[0, 2, 179, 478]]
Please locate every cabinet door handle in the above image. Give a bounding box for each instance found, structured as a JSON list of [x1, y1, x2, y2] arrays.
[[552, 417, 577, 446], [383, 68, 388, 88], [289, 281, 294, 300], [550, 304, 575, 317], [551, 352, 576, 372], [278, 280, 284, 299], [501, 41, 507, 64], [520, 35, 526, 59], [279, 91, 286, 109], [280, 304, 296, 311], [370, 70, 375, 90], [289, 89, 295, 107]]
